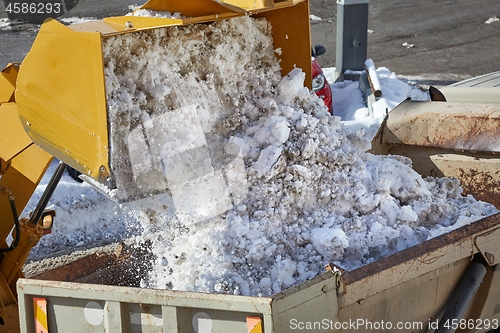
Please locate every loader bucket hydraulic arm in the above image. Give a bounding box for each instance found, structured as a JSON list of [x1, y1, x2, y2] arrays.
[[0, 63, 54, 332]]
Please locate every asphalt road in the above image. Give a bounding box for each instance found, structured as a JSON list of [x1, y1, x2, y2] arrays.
[[310, 0, 500, 80], [1, 0, 499, 80], [0, 0, 137, 66]]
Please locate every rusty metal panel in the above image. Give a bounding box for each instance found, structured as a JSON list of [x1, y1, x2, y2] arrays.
[[377, 100, 500, 153], [434, 153, 500, 209], [337, 259, 469, 333], [28, 253, 116, 282], [475, 228, 500, 266], [26, 242, 155, 289]]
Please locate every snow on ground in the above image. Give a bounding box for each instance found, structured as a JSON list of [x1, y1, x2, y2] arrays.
[[324, 66, 430, 140], [0, 17, 96, 31], [0, 17, 39, 32], [59, 17, 97, 25], [22, 16, 498, 297], [485, 16, 499, 24]]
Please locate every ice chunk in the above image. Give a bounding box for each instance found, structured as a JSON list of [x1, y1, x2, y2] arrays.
[[310, 228, 349, 261], [252, 145, 283, 178], [270, 117, 290, 144], [277, 68, 310, 102]]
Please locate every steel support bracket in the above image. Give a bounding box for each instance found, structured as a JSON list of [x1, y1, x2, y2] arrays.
[[475, 227, 500, 266]]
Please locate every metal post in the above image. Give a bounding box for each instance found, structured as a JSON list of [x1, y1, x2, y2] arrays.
[[435, 260, 487, 333], [336, 0, 369, 81], [28, 161, 67, 227]]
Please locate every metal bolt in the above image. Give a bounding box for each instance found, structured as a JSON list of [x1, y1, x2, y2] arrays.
[[484, 252, 495, 265]]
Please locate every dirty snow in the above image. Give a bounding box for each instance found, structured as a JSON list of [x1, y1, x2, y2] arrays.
[[23, 16, 498, 297], [485, 16, 499, 24]]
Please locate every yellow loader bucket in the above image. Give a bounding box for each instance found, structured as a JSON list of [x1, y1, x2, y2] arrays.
[[15, 0, 311, 199]]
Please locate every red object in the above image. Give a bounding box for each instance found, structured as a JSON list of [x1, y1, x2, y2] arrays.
[[311, 57, 333, 114]]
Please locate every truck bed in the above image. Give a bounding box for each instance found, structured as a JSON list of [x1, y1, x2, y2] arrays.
[[18, 212, 500, 332]]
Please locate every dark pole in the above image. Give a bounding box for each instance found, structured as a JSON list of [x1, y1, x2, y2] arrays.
[[28, 161, 67, 227], [336, 0, 369, 81], [435, 260, 487, 333]]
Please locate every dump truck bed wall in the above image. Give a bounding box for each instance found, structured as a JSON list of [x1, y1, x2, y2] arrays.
[[18, 272, 340, 333], [18, 213, 500, 333]]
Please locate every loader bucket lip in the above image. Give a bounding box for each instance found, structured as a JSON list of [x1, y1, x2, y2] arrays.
[[16, 18, 110, 184], [66, 0, 307, 37], [137, 0, 305, 17]]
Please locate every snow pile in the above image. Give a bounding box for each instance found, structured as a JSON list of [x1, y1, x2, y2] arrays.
[[25, 171, 145, 261], [326, 67, 430, 140], [99, 16, 497, 296]]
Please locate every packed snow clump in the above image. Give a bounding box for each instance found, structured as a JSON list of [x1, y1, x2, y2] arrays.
[[102, 16, 498, 296]]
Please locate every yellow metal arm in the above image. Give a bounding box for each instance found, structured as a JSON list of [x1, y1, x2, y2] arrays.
[[0, 64, 53, 329]]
